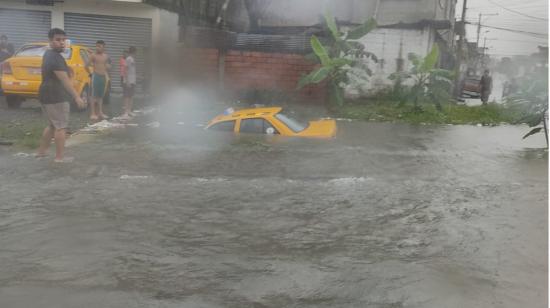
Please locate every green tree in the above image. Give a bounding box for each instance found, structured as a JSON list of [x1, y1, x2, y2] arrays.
[[297, 12, 377, 106]]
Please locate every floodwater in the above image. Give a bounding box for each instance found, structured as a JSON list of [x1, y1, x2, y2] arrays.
[[0, 102, 547, 308]]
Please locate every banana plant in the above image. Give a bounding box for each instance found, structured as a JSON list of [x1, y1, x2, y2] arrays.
[[389, 45, 454, 111], [298, 12, 377, 106], [506, 74, 549, 146]]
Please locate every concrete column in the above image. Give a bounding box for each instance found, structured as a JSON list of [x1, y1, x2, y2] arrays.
[[51, 3, 64, 29]]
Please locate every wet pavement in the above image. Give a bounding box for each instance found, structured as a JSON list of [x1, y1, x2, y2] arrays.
[[0, 97, 547, 307]]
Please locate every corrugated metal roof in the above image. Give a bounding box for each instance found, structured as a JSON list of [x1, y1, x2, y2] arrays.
[[182, 26, 324, 54]]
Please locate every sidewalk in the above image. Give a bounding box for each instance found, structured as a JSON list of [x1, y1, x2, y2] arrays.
[[0, 95, 149, 149]]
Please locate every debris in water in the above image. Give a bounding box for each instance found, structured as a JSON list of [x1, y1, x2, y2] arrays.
[[80, 120, 126, 133], [112, 115, 133, 121], [0, 139, 13, 146], [134, 107, 156, 115], [477, 123, 483, 127], [120, 175, 149, 180], [327, 118, 353, 122], [14, 152, 30, 158], [177, 122, 185, 125], [327, 177, 372, 186], [146, 121, 161, 128]]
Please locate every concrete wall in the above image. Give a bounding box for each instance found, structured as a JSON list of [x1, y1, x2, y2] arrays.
[[356, 28, 433, 93]]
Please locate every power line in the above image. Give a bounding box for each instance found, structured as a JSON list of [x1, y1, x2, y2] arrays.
[[486, 38, 548, 43], [487, 0, 548, 21], [466, 0, 548, 10], [468, 22, 548, 37], [466, 18, 547, 23], [469, 4, 548, 10]]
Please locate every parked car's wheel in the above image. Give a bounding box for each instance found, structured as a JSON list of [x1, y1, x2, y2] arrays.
[[72, 85, 89, 112], [6, 95, 23, 109]]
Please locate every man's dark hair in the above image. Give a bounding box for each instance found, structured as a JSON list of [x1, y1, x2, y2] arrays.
[[96, 40, 105, 45], [0, 35, 7, 40], [128, 46, 136, 54], [48, 28, 66, 39]]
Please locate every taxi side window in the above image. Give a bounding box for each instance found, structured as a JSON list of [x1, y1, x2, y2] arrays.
[[210, 120, 235, 132], [80, 49, 90, 65], [240, 118, 279, 135]]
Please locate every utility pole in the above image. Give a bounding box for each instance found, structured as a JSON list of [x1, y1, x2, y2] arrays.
[[476, 13, 498, 46], [482, 37, 487, 67], [454, 0, 468, 98], [481, 38, 497, 68]]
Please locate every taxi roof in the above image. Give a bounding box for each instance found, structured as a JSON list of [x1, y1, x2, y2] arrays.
[[213, 107, 282, 122], [19, 42, 87, 49]]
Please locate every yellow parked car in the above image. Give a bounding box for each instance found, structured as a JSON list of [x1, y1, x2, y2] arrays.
[[206, 107, 337, 138], [1, 42, 92, 109]]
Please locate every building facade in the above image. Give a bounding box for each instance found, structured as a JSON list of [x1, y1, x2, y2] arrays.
[[0, 0, 178, 91]]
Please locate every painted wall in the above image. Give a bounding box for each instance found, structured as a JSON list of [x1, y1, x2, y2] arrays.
[[352, 28, 432, 95]]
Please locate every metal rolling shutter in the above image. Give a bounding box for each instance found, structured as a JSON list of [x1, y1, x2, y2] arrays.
[[64, 13, 152, 91], [0, 9, 51, 51]]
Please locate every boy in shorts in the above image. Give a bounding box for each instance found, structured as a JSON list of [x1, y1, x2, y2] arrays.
[[122, 46, 136, 118], [36, 28, 86, 163]]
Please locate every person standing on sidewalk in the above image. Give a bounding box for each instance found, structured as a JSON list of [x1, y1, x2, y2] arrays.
[[480, 69, 493, 105], [89, 40, 111, 121], [36, 28, 86, 163], [119, 49, 128, 87], [122, 46, 136, 118]]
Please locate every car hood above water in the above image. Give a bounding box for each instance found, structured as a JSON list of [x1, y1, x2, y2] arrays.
[[298, 119, 337, 138]]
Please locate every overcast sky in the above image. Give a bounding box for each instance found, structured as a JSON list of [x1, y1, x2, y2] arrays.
[[455, 0, 548, 57]]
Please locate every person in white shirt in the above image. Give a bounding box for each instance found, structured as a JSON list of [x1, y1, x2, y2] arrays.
[[122, 46, 137, 118]]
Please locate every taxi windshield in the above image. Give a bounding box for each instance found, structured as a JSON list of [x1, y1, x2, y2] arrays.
[[16, 45, 72, 59], [275, 112, 308, 133]]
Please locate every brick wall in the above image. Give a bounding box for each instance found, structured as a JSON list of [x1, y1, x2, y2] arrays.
[[179, 47, 326, 102], [180, 48, 220, 84]]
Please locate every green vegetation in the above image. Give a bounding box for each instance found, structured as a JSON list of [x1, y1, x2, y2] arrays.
[[0, 120, 46, 149], [505, 73, 548, 145], [298, 12, 377, 106], [332, 100, 524, 125], [389, 45, 454, 112]]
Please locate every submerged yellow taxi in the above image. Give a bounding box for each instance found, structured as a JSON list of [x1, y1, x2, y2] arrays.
[[206, 107, 337, 138]]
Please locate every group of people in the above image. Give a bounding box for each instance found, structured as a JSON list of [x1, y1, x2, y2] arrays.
[[88, 40, 136, 121], [36, 28, 138, 163]]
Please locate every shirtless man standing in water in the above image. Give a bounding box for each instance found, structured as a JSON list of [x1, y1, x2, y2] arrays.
[[89, 40, 111, 121]]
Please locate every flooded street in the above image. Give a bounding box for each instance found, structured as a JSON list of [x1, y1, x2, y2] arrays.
[[0, 103, 547, 307]]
